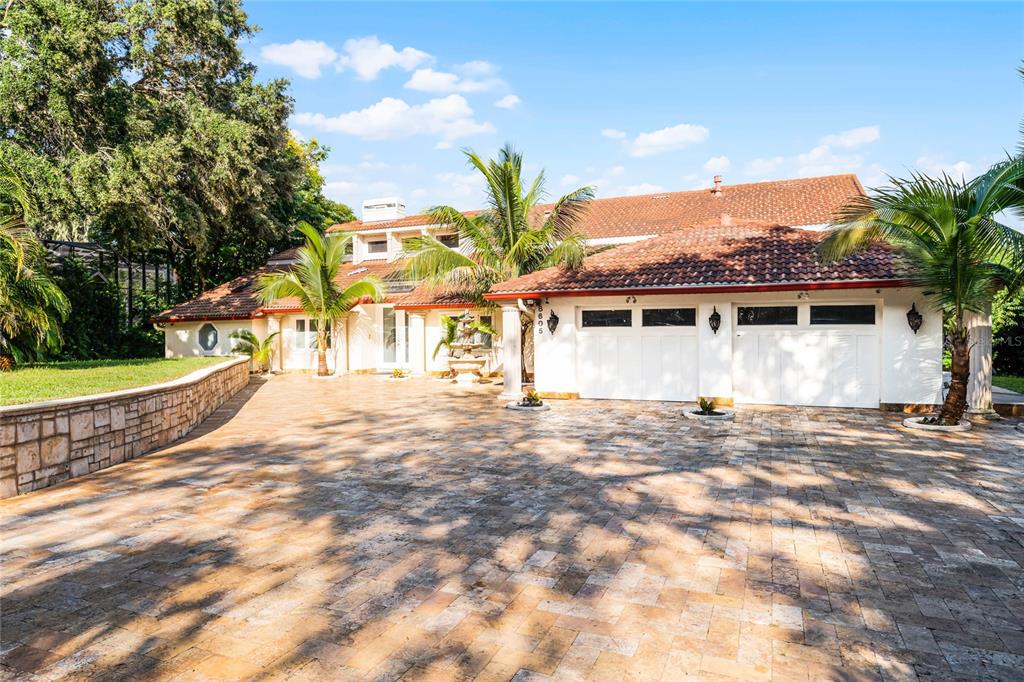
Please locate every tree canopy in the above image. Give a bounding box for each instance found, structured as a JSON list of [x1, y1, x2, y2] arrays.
[[0, 0, 351, 296]]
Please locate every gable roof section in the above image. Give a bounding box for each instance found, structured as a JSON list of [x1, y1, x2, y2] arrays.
[[328, 174, 864, 239], [152, 260, 428, 323], [152, 266, 278, 323], [485, 219, 908, 299], [258, 260, 411, 314]]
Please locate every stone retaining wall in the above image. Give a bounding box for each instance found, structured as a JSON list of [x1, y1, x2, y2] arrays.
[[0, 358, 250, 498]]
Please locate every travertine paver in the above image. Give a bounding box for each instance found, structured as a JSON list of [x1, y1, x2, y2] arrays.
[[2, 375, 1023, 681]]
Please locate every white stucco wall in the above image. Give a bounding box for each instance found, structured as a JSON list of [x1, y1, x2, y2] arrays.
[[879, 288, 944, 405], [276, 314, 345, 373], [531, 287, 943, 407], [163, 319, 264, 358]]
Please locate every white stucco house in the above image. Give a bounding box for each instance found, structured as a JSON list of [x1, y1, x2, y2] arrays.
[[154, 173, 964, 411]]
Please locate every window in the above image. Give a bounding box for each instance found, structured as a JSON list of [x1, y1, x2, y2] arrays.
[[198, 323, 218, 352], [642, 308, 696, 327], [810, 304, 876, 325], [737, 306, 798, 326], [581, 309, 632, 327], [438, 234, 459, 248], [475, 315, 493, 349], [367, 239, 388, 254], [296, 319, 330, 349]]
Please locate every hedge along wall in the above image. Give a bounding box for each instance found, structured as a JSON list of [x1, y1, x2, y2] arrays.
[[0, 357, 250, 498]]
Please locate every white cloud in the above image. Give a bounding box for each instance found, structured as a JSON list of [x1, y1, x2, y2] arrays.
[[916, 154, 973, 179], [601, 128, 627, 139], [404, 68, 502, 94], [797, 144, 862, 177], [743, 156, 785, 176], [703, 156, 731, 174], [820, 125, 880, 149], [260, 40, 338, 78], [608, 165, 625, 177], [559, 174, 581, 187], [620, 183, 665, 196], [627, 123, 709, 158], [335, 36, 432, 80], [458, 60, 498, 76], [293, 95, 494, 146], [494, 94, 521, 110]]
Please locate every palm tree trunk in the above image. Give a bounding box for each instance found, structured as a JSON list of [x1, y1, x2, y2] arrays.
[[938, 325, 970, 425], [316, 329, 329, 376], [520, 315, 531, 384]]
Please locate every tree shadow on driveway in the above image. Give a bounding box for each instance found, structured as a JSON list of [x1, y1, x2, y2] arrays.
[[2, 375, 1023, 680]]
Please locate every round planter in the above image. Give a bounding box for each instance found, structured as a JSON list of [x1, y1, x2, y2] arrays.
[[684, 408, 735, 421], [310, 373, 336, 380], [902, 416, 972, 432], [506, 402, 551, 412]]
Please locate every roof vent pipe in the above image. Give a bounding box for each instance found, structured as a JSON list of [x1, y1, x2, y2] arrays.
[[712, 175, 723, 195]]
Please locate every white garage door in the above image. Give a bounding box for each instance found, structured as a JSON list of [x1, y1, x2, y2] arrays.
[[732, 304, 880, 408], [576, 307, 697, 401]]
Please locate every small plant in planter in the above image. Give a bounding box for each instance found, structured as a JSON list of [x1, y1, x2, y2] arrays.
[[391, 367, 411, 379], [697, 397, 718, 415], [506, 388, 551, 411], [685, 397, 735, 421], [519, 389, 544, 407]]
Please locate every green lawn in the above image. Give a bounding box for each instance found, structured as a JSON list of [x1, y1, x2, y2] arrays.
[[0, 357, 229, 406], [993, 375, 1024, 395]]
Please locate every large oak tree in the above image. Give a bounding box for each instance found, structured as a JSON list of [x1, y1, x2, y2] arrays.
[[0, 0, 349, 296]]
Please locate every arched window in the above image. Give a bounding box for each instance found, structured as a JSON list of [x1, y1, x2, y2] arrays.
[[198, 323, 219, 352]]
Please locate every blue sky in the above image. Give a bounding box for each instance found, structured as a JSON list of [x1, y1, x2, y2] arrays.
[[245, 1, 1023, 217]]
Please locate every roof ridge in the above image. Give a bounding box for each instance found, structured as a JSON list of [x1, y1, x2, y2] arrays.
[[327, 174, 862, 230]]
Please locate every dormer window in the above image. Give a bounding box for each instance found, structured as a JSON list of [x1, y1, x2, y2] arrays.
[[438, 234, 459, 248], [367, 239, 388, 254]]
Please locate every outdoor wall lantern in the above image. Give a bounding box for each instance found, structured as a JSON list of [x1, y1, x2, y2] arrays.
[[906, 303, 923, 334], [708, 306, 722, 334], [547, 310, 559, 334]]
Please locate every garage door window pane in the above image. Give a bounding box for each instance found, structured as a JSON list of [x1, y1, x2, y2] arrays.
[[582, 309, 632, 327], [810, 305, 875, 325], [737, 306, 797, 325], [642, 308, 696, 326]]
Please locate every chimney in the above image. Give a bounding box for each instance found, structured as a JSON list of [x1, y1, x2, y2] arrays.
[[720, 213, 732, 226], [362, 197, 407, 222], [712, 175, 723, 195]]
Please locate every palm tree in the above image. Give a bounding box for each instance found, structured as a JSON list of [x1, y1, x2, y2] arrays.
[[229, 329, 279, 374], [258, 223, 384, 376], [820, 158, 1024, 425], [0, 170, 69, 369], [403, 144, 594, 381]]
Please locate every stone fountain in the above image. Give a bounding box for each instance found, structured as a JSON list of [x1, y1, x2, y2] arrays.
[[447, 312, 487, 385]]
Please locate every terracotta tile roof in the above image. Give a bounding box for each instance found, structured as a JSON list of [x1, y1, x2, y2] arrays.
[[153, 260, 408, 323], [486, 219, 908, 298], [152, 266, 279, 323], [328, 174, 863, 239], [395, 282, 477, 310], [259, 260, 409, 313]]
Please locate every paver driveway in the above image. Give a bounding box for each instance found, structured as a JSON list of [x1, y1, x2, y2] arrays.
[[2, 375, 1024, 681]]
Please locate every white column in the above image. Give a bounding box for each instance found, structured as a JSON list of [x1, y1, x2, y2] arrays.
[[499, 304, 523, 399], [966, 303, 996, 415], [395, 309, 408, 368], [408, 312, 426, 375]]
